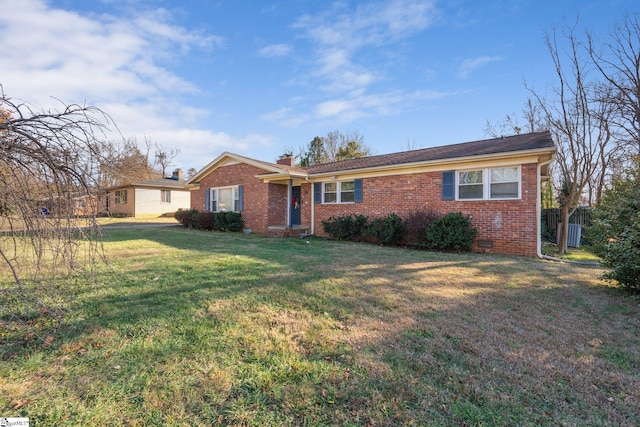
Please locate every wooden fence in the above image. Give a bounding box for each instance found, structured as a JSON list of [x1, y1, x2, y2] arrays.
[[541, 207, 592, 242]]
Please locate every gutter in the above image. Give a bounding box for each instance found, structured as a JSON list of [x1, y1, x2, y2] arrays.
[[536, 158, 554, 259], [305, 176, 314, 235]]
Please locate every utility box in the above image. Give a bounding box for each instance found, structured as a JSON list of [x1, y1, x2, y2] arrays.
[[557, 223, 582, 248]]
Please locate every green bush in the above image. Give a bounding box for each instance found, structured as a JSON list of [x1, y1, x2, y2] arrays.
[[175, 209, 243, 232], [590, 162, 640, 291], [214, 211, 244, 232], [403, 209, 440, 246], [602, 220, 640, 292], [423, 212, 477, 251], [321, 215, 368, 240], [366, 213, 405, 245], [174, 209, 200, 228]]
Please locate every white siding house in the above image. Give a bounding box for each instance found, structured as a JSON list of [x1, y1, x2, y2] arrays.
[[106, 169, 191, 218]]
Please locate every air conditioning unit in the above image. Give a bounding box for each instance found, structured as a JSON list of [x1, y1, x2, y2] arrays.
[[557, 223, 582, 248]]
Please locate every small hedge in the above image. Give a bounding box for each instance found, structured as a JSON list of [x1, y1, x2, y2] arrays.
[[174, 209, 200, 228], [214, 211, 244, 232], [321, 215, 368, 240], [321, 210, 477, 252], [423, 212, 477, 251], [174, 209, 243, 232], [366, 213, 405, 245]]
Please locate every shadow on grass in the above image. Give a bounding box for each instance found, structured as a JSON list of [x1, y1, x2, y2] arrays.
[[2, 226, 638, 425]]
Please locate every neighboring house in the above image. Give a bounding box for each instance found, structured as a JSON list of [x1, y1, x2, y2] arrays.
[[106, 169, 191, 217], [40, 192, 100, 217], [186, 132, 556, 257]]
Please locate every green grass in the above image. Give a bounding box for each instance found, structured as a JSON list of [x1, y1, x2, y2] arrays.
[[1, 227, 639, 426], [542, 243, 603, 263]]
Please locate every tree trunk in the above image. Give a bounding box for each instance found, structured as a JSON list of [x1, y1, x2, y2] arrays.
[[559, 204, 571, 253]]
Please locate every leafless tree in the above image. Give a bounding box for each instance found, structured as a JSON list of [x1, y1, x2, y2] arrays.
[[399, 138, 423, 151], [94, 137, 161, 188], [0, 87, 110, 322], [527, 20, 614, 253], [298, 130, 372, 166], [484, 99, 548, 139], [154, 141, 180, 177], [588, 13, 640, 158]]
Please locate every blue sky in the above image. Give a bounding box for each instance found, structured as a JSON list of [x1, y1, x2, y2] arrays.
[[0, 0, 635, 172]]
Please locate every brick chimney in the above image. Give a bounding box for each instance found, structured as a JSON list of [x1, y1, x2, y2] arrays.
[[171, 169, 184, 180], [276, 154, 294, 167]]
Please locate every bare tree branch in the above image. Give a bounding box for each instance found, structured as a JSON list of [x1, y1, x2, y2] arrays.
[[1, 86, 111, 324]]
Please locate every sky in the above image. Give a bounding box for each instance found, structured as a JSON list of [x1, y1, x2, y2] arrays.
[[0, 0, 636, 173]]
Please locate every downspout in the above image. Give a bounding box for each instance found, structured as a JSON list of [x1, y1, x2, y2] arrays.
[[537, 159, 553, 258], [288, 179, 293, 228], [305, 177, 314, 235]]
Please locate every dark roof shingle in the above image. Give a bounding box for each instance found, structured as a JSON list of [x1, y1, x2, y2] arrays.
[[303, 131, 555, 174]]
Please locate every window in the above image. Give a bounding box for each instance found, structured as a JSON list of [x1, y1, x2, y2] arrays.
[[458, 170, 483, 199], [114, 190, 127, 204], [161, 190, 171, 203], [490, 167, 519, 199], [340, 180, 355, 202], [208, 186, 240, 212], [455, 166, 520, 200], [323, 182, 337, 203], [323, 180, 355, 204]]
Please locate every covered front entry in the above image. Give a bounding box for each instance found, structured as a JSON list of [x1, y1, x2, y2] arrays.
[[290, 186, 301, 226]]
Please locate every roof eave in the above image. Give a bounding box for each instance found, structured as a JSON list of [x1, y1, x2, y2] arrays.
[[307, 146, 557, 180], [256, 171, 309, 182], [187, 152, 292, 184]]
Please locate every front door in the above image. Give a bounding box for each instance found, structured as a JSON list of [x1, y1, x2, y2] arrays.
[[290, 186, 301, 226]]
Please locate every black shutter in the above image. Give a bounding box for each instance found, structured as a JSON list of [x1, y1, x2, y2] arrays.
[[205, 188, 210, 211], [354, 179, 363, 203], [314, 182, 322, 204], [442, 171, 455, 200], [237, 185, 244, 211]]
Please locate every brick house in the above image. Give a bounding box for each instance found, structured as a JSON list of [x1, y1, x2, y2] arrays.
[[187, 131, 556, 256]]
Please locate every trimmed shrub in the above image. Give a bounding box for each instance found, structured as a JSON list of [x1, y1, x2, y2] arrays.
[[366, 213, 405, 245], [214, 211, 244, 232], [321, 215, 368, 241], [423, 212, 477, 251], [402, 209, 440, 246], [174, 209, 200, 228], [195, 212, 216, 230]]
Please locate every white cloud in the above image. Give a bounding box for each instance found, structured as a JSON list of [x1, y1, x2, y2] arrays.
[[258, 43, 292, 58], [295, 1, 437, 94], [0, 0, 233, 168], [276, 0, 441, 126], [151, 129, 276, 170], [264, 88, 454, 129], [316, 99, 357, 118], [458, 55, 502, 78]]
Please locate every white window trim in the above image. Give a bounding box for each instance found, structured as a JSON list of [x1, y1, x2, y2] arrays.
[[209, 186, 239, 212], [456, 166, 521, 200], [161, 190, 171, 204], [322, 180, 355, 204]]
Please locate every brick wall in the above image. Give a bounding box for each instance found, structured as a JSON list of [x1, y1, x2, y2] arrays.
[[312, 163, 540, 256], [193, 161, 541, 256], [268, 183, 288, 226], [191, 163, 273, 233]]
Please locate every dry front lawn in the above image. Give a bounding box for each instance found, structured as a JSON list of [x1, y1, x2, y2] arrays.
[[1, 227, 638, 425]]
